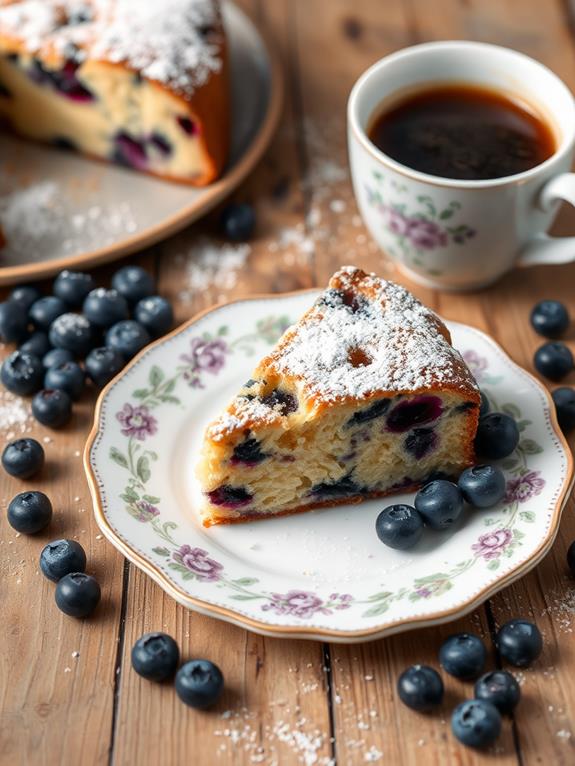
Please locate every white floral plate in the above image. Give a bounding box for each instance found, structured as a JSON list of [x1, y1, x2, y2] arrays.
[[85, 291, 573, 642]]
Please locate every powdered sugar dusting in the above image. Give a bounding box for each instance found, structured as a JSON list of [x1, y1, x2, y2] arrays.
[[0, 180, 137, 261], [0, 0, 223, 97], [176, 237, 251, 302], [0, 388, 31, 435], [271, 267, 476, 403]]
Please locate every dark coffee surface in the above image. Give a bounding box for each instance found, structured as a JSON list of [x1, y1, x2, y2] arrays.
[[368, 84, 556, 180]]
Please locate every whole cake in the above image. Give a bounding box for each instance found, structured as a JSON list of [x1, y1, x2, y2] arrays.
[[0, 0, 229, 185], [197, 266, 480, 526]]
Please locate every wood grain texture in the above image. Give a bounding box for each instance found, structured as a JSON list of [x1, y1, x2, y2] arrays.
[[1, 0, 575, 764]]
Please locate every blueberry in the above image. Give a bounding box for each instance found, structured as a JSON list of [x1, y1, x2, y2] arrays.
[[220, 202, 256, 242], [43, 347, 74, 370], [49, 312, 95, 357], [113, 131, 148, 168], [7, 491, 52, 534], [55, 572, 101, 618], [19, 330, 51, 358], [347, 398, 390, 427], [530, 299, 570, 338], [414, 480, 464, 531], [534, 342, 573, 381], [458, 465, 506, 509], [231, 437, 267, 466], [451, 700, 501, 748], [32, 389, 72, 428], [44, 361, 85, 400], [207, 485, 252, 508], [310, 474, 361, 500], [1, 350, 44, 395], [105, 320, 150, 360], [82, 288, 129, 328], [134, 296, 173, 338], [131, 632, 180, 682], [405, 427, 437, 459], [53, 270, 95, 307], [567, 540, 575, 576], [375, 504, 424, 550], [439, 633, 487, 679], [29, 296, 66, 329], [397, 665, 443, 711], [112, 265, 155, 304], [495, 619, 542, 667], [0, 300, 29, 342], [261, 389, 298, 415], [2, 438, 44, 479], [479, 390, 490, 418], [85, 347, 125, 388], [475, 413, 519, 460], [9, 284, 41, 311], [386, 395, 443, 433], [474, 670, 521, 715], [40, 539, 86, 582], [175, 659, 224, 708], [552, 387, 575, 433]]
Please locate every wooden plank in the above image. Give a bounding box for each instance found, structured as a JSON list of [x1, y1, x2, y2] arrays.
[[110, 3, 332, 765], [0, 387, 125, 766]]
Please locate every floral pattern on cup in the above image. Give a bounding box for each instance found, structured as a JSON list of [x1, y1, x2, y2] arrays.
[[116, 403, 158, 441], [365, 176, 475, 275]]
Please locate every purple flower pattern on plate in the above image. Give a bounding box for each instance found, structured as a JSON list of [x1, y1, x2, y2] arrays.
[[462, 350, 488, 383], [262, 590, 353, 618], [116, 403, 158, 441], [128, 500, 160, 523], [173, 545, 223, 582], [181, 337, 229, 388], [472, 528, 513, 560], [505, 470, 545, 504], [104, 311, 561, 625]]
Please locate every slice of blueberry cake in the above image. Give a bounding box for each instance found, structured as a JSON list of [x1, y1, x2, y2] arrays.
[[0, 0, 229, 185], [197, 266, 480, 526]]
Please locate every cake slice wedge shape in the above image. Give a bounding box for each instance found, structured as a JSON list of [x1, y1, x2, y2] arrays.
[[197, 266, 480, 526]]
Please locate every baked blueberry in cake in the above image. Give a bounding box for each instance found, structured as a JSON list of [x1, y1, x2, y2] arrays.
[[197, 266, 480, 526], [0, 0, 229, 185]]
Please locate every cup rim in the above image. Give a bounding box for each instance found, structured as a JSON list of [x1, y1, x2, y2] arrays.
[[348, 40, 575, 190]]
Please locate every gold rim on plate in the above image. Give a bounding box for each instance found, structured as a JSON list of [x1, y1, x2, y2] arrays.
[[84, 290, 574, 642]]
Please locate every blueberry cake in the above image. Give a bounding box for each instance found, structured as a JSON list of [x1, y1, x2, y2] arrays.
[[197, 266, 480, 526], [0, 0, 229, 185]]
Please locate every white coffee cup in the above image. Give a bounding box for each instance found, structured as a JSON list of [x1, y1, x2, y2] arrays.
[[348, 41, 575, 291]]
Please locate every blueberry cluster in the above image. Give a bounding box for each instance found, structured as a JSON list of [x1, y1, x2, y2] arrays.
[[528, 299, 575, 433], [398, 622, 542, 749], [131, 632, 224, 709], [0, 266, 173, 428], [376, 394, 522, 551], [2, 436, 101, 618]]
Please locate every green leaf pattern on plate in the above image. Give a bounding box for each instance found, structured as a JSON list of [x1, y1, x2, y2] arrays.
[[106, 320, 546, 620]]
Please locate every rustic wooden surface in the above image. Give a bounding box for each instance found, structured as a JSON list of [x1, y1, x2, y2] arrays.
[[2, 1, 575, 764]]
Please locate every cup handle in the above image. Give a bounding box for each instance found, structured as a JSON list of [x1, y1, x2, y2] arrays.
[[518, 172, 575, 266]]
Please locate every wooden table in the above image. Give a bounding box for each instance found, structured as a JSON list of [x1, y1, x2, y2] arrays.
[[3, 1, 575, 764]]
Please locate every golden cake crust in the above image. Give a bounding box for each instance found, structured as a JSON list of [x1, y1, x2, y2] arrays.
[[205, 266, 480, 446]]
